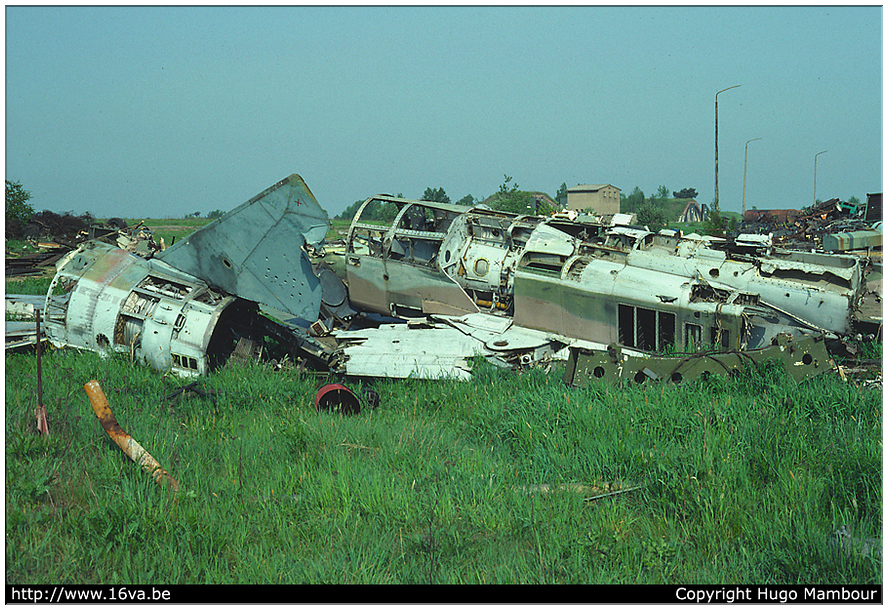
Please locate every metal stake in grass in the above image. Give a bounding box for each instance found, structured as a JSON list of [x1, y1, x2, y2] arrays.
[[34, 309, 49, 436]]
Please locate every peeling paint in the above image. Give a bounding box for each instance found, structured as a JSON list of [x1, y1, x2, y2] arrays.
[[84, 380, 179, 490]]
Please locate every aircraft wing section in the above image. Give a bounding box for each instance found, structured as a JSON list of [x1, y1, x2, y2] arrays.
[[331, 321, 482, 380], [329, 312, 574, 380], [156, 174, 330, 322]]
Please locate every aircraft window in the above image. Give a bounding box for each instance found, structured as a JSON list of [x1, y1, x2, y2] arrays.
[[409, 239, 440, 265], [619, 305, 675, 351], [401, 206, 436, 231], [658, 311, 676, 350], [172, 353, 199, 371], [710, 326, 730, 350], [685, 324, 702, 351], [350, 229, 384, 256], [618, 304, 635, 347], [636, 307, 657, 351], [389, 239, 408, 260]]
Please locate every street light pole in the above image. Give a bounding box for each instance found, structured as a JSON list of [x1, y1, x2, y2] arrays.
[[742, 137, 762, 218], [715, 84, 741, 208], [814, 150, 828, 205]]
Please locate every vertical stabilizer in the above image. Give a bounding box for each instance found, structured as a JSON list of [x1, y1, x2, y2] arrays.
[[156, 174, 330, 321]]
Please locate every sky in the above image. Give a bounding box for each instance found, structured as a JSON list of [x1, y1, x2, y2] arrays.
[[4, 5, 883, 220]]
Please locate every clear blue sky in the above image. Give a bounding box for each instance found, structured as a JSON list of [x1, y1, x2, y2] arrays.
[[5, 5, 883, 219]]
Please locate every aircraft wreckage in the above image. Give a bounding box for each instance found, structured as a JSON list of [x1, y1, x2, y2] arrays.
[[34, 173, 880, 386]]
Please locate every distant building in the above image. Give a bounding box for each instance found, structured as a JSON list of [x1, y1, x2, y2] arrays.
[[566, 184, 621, 214], [529, 192, 557, 214], [678, 199, 704, 223]]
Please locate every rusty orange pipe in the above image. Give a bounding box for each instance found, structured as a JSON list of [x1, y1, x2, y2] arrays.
[[84, 380, 179, 491]]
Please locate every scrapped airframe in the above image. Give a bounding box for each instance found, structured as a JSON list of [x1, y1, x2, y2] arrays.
[[35, 173, 880, 385]]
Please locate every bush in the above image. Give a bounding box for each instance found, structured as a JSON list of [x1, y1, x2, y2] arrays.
[[6, 180, 34, 224], [637, 202, 669, 230]]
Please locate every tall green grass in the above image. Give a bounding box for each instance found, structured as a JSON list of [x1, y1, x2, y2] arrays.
[[5, 276, 54, 297], [5, 342, 881, 585]]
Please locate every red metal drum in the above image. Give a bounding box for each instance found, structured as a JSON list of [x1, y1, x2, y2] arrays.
[[314, 383, 361, 414]]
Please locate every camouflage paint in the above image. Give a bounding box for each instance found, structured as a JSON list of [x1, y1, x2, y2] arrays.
[[564, 333, 834, 387], [346, 254, 477, 317]]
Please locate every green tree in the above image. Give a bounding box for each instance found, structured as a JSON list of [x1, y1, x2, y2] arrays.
[[422, 187, 450, 204], [656, 185, 670, 199], [726, 215, 739, 233], [637, 201, 669, 231], [335, 199, 367, 221], [555, 182, 568, 205], [378, 200, 399, 222], [6, 180, 33, 224], [706, 200, 725, 235], [207, 209, 224, 219], [534, 197, 556, 217], [360, 199, 383, 221], [673, 187, 698, 199], [456, 194, 476, 207], [491, 175, 534, 215], [335, 197, 402, 223], [623, 186, 645, 213]]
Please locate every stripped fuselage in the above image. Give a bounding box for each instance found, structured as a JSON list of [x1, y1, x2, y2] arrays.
[[344, 196, 866, 353]]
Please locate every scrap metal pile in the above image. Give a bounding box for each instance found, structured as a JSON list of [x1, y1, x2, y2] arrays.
[[6, 214, 161, 278], [10, 173, 882, 386], [739, 197, 882, 253]]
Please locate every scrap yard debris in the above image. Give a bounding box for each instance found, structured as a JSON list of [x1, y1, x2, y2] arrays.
[[6, 214, 163, 278], [739, 194, 882, 252], [9, 173, 881, 386]]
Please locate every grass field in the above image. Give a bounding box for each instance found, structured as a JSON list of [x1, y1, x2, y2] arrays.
[[4, 216, 881, 587], [120, 217, 213, 249], [124, 216, 348, 246], [5, 272, 882, 585]]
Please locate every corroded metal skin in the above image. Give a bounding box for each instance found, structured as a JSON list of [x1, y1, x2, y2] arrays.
[[84, 380, 179, 490], [156, 173, 329, 322], [563, 333, 834, 387], [37, 175, 874, 383], [44, 241, 252, 377], [345, 197, 869, 354]]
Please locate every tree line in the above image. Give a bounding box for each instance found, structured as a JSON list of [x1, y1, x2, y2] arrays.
[[333, 176, 560, 223], [2, 178, 699, 232], [1, 178, 703, 230], [10, 177, 861, 235]]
